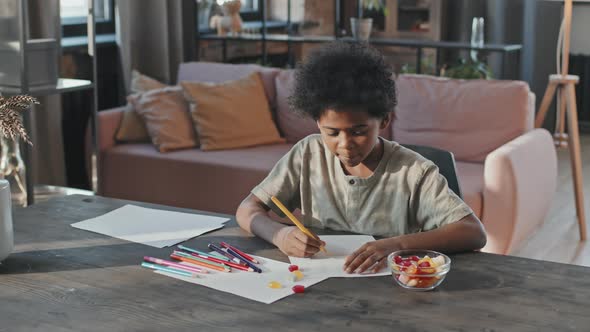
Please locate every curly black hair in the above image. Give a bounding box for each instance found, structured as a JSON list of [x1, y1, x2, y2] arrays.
[[289, 41, 397, 121]]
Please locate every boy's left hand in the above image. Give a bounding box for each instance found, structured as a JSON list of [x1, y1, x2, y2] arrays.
[[343, 239, 394, 274]]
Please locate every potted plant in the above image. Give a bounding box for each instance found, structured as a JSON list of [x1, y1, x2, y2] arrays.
[[442, 58, 493, 80], [0, 94, 37, 262], [351, 0, 387, 40]]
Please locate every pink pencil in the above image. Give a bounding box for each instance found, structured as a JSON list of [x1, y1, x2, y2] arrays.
[[143, 256, 208, 274]]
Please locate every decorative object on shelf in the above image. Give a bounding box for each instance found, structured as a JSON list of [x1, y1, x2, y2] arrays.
[[0, 94, 38, 207], [0, 38, 59, 88], [196, 0, 214, 31], [442, 58, 493, 80], [362, 0, 387, 31], [210, 0, 242, 36], [470, 17, 485, 62], [350, 17, 373, 41], [351, 0, 387, 40]]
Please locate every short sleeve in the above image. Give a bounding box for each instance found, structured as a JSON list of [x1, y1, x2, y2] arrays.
[[251, 141, 304, 217], [412, 163, 474, 231]]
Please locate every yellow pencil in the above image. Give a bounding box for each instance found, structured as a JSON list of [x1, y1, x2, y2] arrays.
[[270, 196, 327, 253]]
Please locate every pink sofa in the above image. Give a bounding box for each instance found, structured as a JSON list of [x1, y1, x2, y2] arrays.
[[96, 63, 557, 254]]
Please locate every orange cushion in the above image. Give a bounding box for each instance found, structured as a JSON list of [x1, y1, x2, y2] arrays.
[[181, 72, 285, 151], [115, 70, 168, 142]]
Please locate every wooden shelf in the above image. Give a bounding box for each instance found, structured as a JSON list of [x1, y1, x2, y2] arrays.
[[0, 78, 94, 96]]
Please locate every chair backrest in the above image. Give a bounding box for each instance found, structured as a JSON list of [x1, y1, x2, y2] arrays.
[[402, 144, 462, 198]]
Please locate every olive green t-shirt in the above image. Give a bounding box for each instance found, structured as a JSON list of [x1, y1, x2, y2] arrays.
[[252, 134, 473, 237]]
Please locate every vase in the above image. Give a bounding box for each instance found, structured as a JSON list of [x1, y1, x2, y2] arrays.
[[0, 179, 13, 262], [351, 18, 373, 41], [0, 136, 27, 207]]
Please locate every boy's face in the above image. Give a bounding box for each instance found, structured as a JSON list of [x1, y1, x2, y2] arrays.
[[317, 108, 390, 168]]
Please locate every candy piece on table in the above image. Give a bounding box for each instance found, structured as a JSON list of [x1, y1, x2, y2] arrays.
[[286, 273, 297, 282], [292, 285, 305, 293], [267, 281, 282, 289], [292, 270, 304, 281], [288, 264, 299, 272]]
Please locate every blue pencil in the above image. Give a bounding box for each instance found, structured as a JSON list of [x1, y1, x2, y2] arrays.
[[141, 262, 199, 278], [226, 247, 262, 273], [207, 243, 241, 263]]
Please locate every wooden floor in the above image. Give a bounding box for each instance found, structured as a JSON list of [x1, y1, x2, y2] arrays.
[[514, 134, 590, 266]]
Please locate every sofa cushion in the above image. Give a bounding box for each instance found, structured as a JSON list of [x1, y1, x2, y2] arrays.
[[115, 70, 168, 143], [275, 69, 394, 143], [128, 86, 197, 153], [100, 143, 294, 214], [455, 161, 484, 218], [177, 62, 280, 109], [393, 74, 533, 163], [181, 72, 285, 151]]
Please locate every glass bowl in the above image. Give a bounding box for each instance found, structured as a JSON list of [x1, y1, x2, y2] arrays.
[[387, 249, 451, 291]]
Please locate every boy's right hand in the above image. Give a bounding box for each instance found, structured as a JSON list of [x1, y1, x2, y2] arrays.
[[274, 226, 325, 257]]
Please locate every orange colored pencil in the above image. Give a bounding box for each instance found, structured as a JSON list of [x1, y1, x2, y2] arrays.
[[170, 254, 231, 272]]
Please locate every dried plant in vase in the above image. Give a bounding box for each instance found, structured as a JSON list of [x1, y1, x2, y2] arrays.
[[0, 94, 38, 206], [0, 95, 39, 145]]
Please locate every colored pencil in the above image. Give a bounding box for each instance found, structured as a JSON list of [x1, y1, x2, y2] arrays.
[[177, 245, 231, 262], [225, 247, 262, 273], [143, 256, 208, 274], [220, 242, 260, 264], [188, 252, 254, 272], [170, 253, 231, 272], [141, 262, 199, 278], [271, 196, 326, 253], [208, 243, 241, 263], [172, 250, 229, 268]]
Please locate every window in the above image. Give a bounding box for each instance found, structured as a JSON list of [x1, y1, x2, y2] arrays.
[[61, 0, 114, 36]]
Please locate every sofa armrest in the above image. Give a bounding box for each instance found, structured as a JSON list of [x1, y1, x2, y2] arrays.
[[481, 128, 557, 254], [96, 106, 126, 151]]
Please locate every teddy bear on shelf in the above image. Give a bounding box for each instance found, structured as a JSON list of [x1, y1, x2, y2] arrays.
[[209, 0, 243, 36]]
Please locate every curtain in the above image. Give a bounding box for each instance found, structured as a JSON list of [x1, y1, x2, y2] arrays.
[[28, 0, 67, 186], [116, 0, 186, 89], [0, 0, 66, 187]]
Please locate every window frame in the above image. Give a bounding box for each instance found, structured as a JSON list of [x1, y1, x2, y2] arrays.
[[61, 0, 115, 37], [239, 0, 263, 21]]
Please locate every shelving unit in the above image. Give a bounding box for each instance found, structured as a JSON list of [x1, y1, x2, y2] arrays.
[[0, 0, 98, 206], [196, 0, 522, 78]]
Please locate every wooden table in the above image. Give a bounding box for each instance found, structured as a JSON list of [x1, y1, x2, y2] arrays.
[[1, 195, 589, 331]]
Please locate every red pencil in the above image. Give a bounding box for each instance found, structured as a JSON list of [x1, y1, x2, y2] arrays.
[[220, 242, 260, 264], [188, 252, 254, 272]]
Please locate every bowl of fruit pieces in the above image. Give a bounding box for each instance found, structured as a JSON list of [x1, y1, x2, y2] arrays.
[[388, 250, 451, 291]]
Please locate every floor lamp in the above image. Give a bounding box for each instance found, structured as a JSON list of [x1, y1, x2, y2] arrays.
[[534, 0, 586, 241]]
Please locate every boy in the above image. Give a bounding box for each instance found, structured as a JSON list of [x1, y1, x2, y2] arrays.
[[236, 42, 486, 274]]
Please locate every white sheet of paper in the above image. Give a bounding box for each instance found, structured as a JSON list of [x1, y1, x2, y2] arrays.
[[71, 204, 229, 248], [289, 235, 390, 278], [155, 255, 328, 304]]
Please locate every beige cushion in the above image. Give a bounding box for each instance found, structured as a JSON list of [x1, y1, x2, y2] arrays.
[[115, 70, 168, 142], [181, 72, 285, 151], [127, 86, 197, 153]]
